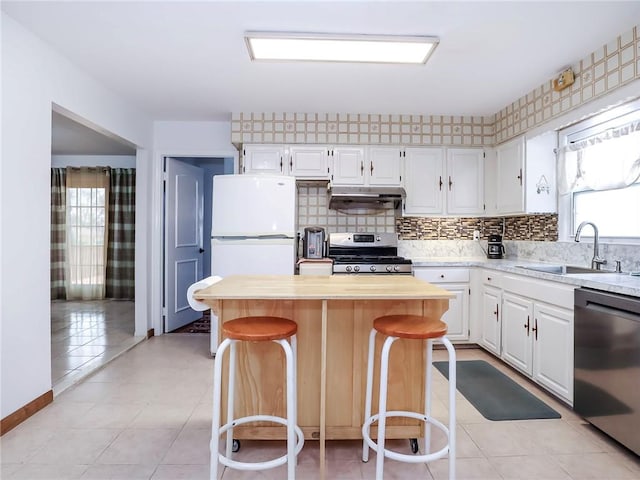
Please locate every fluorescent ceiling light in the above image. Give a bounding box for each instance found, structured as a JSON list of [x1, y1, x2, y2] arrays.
[[245, 32, 439, 65]]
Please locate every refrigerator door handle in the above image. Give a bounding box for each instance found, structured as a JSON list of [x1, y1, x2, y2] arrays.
[[212, 234, 293, 240]]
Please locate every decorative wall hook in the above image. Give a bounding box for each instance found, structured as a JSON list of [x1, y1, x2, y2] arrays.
[[536, 175, 550, 194]]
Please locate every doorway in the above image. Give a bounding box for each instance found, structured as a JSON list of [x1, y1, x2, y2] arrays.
[[50, 109, 141, 394], [162, 156, 233, 334]]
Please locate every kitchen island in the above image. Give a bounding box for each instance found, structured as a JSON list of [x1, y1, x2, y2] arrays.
[[193, 274, 454, 476]]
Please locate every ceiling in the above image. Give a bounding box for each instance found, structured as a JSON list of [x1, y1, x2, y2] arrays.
[[4, 1, 640, 153]]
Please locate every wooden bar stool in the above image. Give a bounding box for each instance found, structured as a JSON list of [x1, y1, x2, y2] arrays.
[[362, 314, 457, 480], [210, 316, 304, 480]]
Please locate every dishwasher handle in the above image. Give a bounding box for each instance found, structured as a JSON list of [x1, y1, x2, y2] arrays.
[[575, 288, 640, 319], [582, 302, 640, 324]]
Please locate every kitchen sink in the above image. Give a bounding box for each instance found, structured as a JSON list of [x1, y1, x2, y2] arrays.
[[515, 264, 612, 275]]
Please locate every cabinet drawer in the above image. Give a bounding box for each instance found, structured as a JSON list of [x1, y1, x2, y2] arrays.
[[503, 274, 575, 310], [414, 268, 470, 283], [481, 269, 502, 287]]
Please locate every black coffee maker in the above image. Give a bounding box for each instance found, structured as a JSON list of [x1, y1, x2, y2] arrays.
[[487, 234, 505, 259]]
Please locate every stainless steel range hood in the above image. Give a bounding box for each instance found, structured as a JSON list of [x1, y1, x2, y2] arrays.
[[328, 185, 406, 210]]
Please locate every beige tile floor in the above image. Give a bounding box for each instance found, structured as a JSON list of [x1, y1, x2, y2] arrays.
[[3, 334, 639, 479], [51, 300, 143, 395]]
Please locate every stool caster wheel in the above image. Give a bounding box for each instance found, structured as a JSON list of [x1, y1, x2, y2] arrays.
[[232, 439, 240, 453], [409, 438, 419, 454]]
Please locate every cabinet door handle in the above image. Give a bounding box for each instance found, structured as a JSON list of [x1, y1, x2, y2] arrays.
[[532, 318, 538, 340], [495, 304, 499, 321], [517, 168, 522, 186], [487, 277, 492, 281], [524, 315, 530, 336], [448, 176, 453, 191], [290, 157, 293, 169], [280, 156, 283, 172], [440, 274, 445, 279], [360, 161, 364, 175], [370, 162, 374, 175], [439, 176, 443, 190]]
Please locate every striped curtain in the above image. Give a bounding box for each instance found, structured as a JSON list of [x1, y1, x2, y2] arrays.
[[51, 168, 67, 300], [106, 168, 136, 299]]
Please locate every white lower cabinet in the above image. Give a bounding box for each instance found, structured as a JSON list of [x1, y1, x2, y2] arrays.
[[413, 267, 470, 341], [500, 274, 574, 404], [532, 303, 573, 402], [479, 272, 502, 356], [501, 293, 534, 375]]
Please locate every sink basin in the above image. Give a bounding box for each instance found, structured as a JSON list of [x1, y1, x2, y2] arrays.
[[515, 264, 612, 275]]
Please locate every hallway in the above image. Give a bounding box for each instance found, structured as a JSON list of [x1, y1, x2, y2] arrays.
[[51, 300, 144, 395]]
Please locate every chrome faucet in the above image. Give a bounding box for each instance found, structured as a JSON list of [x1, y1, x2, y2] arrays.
[[575, 221, 607, 270]]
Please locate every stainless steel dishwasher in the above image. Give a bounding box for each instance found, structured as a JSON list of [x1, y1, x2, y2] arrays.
[[574, 288, 640, 456]]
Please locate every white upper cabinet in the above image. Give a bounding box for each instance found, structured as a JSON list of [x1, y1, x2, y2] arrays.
[[446, 148, 485, 215], [491, 132, 557, 215], [403, 147, 484, 216], [288, 145, 330, 179], [330, 146, 367, 184], [525, 131, 557, 214], [496, 136, 525, 214], [367, 146, 403, 185], [242, 144, 330, 178], [242, 144, 286, 175], [331, 146, 401, 186], [403, 147, 444, 215]]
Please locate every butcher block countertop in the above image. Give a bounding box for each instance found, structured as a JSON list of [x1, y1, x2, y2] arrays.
[[193, 274, 455, 301]]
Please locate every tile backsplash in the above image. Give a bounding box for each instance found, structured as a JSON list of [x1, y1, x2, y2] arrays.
[[398, 240, 640, 274], [397, 214, 558, 241], [233, 113, 494, 147], [297, 184, 396, 235], [295, 186, 637, 272], [495, 25, 640, 143], [232, 26, 639, 148], [297, 184, 557, 242]]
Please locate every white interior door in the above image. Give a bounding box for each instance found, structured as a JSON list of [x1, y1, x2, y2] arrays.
[[165, 158, 204, 332]]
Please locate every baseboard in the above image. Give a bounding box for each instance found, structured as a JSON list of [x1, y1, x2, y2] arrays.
[[147, 328, 154, 338], [1, 390, 53, 436]]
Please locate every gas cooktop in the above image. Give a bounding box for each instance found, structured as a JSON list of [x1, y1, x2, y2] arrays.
[[328, 232, 412, 275]]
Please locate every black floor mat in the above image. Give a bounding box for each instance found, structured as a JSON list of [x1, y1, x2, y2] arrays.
[[434, 360, 561, 421]]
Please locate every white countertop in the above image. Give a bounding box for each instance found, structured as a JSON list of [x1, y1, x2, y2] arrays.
[[411, 257, 640, 297]]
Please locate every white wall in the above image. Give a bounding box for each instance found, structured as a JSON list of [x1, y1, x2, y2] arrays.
[[0, 13, 153, 419], [51, 155, 136, 168], [154, 121, 235, 155]]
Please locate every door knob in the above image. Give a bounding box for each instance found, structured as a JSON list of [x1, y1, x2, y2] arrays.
[[199, 248, 205, 253]]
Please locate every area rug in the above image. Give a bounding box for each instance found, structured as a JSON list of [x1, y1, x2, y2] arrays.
[[172, 312, 211, 333], [433, 360, 561, 421]]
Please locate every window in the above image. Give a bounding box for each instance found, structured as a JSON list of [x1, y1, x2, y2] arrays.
[[573, 184, 640, 237], [66, 168, 110, 299], [559, 99, 640, 241]]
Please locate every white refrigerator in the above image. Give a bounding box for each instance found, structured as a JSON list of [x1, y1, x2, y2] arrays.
[[209, 174, 296, 354], [211, 174, 297, 277]]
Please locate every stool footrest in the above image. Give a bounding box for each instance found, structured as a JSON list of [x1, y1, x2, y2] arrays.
[[214, 414, 304, 471], [362, 411, 450, 464]]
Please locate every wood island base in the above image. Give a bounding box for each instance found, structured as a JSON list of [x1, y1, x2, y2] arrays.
[[195, 275, 453, 444]]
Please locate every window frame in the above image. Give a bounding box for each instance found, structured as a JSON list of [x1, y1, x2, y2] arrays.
[[558, 99, 640, 244]]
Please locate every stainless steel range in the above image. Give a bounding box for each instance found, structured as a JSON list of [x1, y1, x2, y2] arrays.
[[328, 232, 412, 275]]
